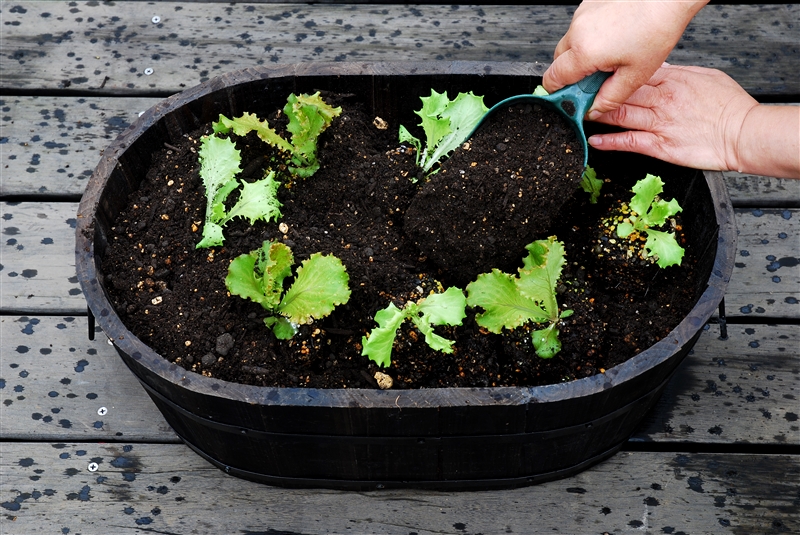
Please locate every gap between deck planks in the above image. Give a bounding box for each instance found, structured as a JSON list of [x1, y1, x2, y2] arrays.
[[1, 3, 798, 95], [1, 316, 797, 446], [2, 201, 798, 317], [1, 442, 797, 534]]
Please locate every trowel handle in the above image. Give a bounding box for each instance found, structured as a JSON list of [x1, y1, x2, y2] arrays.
[[577, 71, 612, 95], [552, 71, 613, 121], [547, 71, 612, 168]]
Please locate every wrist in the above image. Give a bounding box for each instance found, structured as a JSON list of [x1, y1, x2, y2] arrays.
[[734, 105, 800, 179]]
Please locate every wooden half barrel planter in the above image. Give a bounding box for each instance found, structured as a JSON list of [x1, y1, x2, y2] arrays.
[[76, 62, 736, 490]]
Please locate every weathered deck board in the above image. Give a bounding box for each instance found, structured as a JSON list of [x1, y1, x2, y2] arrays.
[[2, 443, 797, 534], [726, 172, 800, 208], [0, 316, 177, 442], [3, 96, 800, 203], [631, 324, 800, 445], [0, 202, 81, 314], [0, 96, 160, 198], [2, 3, 798, 95], [727, 208, 800, 320]]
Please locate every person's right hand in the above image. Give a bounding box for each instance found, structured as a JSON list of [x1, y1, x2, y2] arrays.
[[542, 0, 708, 119]]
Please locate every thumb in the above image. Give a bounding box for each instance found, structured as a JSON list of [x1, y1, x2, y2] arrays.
[[542, 49, 595, 94], [587, 67, 658, 119], [586, 75, 639, 119]]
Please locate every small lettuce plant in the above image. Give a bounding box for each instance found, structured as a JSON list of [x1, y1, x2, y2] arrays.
[[466, 237, 573, 359], [615, 174, 684, 268], [580, 165, 603, 204], [398, 90, 489, 176], [196, 92, 341, 248], [214, 92, 341, 178], [361, 286, 467, 368], [225, 240, 351, 339], [196, 135, 283, 248]]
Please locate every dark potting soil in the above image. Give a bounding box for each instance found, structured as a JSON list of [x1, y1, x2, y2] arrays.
[[405, 103, 585, 285], [102, 92, 700, 390]]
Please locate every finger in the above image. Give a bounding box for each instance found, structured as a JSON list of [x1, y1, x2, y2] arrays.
[[587, 130, 664, 160], [662, 63, 710, 76], [586, 68, 653, 119], [552, 34, 569, 60], [650, 63, 721, 88], [542, 49, 596, 94], [618, 84, 664, 109], [590, 103, 659, 133]]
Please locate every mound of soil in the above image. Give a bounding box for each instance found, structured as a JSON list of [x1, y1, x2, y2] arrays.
[[101, 92, 700, 390], [405, 103, 584, 284]]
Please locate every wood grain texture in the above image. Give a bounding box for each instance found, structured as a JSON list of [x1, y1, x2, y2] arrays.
[[726, 208, 800, 319], [725, 172, 800, 208], [0, 96, 161, 198], [631, 324, 800, 445], [0, 202, 83, 314], [1, 3, 798, 95], [0, 316, 177, 442], [1, 443, 797, 534]]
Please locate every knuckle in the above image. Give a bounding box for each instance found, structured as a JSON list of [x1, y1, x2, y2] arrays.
[[620, 130, 641, 149], [610, 104, 629, 123]]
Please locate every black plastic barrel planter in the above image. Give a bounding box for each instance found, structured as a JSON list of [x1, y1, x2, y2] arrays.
[[76, 62, 736, 490]]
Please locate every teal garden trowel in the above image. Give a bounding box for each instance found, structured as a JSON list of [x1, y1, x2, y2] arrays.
[[469, 71, 612, 168]]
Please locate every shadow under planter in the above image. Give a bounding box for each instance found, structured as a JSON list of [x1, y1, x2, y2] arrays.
[[76, 62, 736, 490]]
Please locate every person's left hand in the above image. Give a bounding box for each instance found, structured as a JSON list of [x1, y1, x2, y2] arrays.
[[586, 64, 758, 172]]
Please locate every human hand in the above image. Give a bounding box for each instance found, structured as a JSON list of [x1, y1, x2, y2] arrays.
[[586, 64, 800, 179], [543, 0, 708, 119]]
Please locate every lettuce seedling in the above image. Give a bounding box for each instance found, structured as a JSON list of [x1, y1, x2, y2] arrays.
[[361, 286, 467, 368], [580, 165, 603, 204], [214, 92, 341, 178], [615, 174, 684, 268], [225, 240, 351, 339], [398, 90, 489, 176], [466, 237, 573, 359], [196, 93, 341, 249], [196, 135, 283, 248]]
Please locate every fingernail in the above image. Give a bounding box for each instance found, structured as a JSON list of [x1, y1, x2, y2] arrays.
[[587, 110, 601, 121], [588, 135, 602, 147]]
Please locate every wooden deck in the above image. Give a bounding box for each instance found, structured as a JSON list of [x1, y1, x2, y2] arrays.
[[1, 2, 798, 533]]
